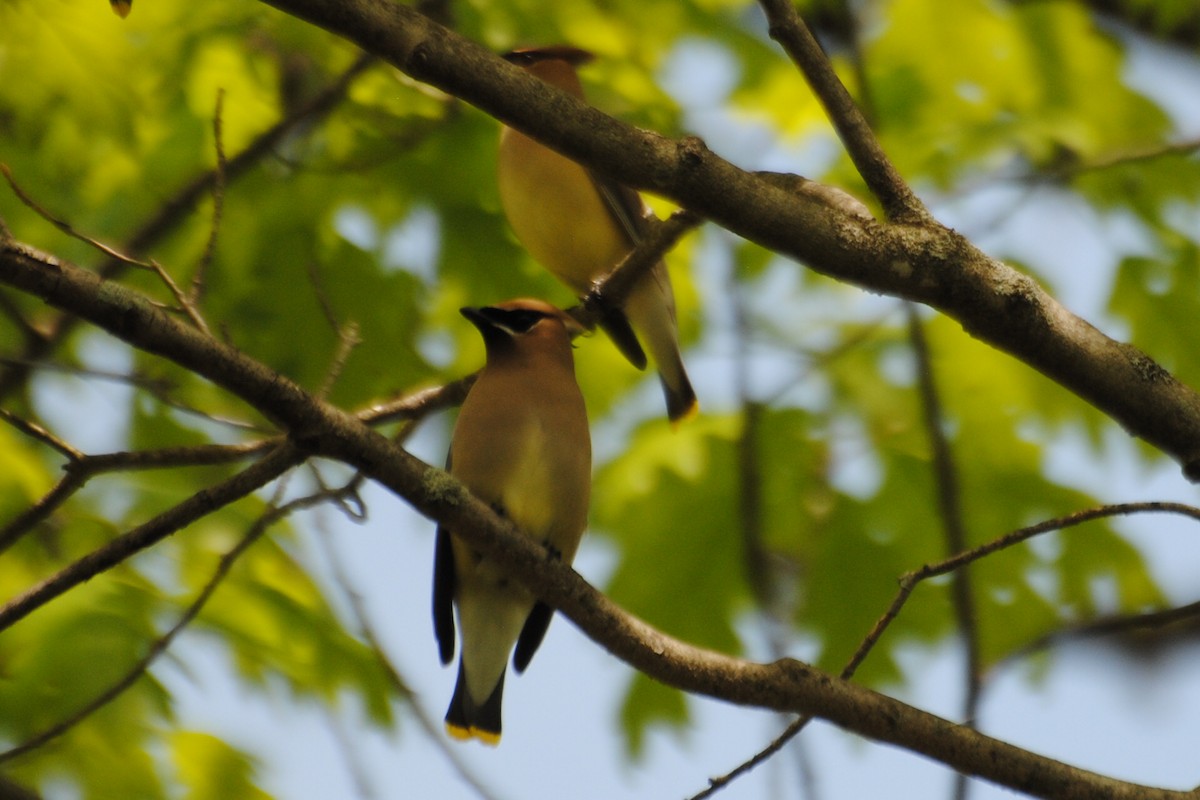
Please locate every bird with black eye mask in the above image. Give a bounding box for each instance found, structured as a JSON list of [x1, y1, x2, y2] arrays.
[[433, 298, 591, 744], [497, 46, 697, 424]]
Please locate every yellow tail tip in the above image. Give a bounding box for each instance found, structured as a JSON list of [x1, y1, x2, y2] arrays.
[[669, 401, 699, 430], [445, 722, 501, 746]]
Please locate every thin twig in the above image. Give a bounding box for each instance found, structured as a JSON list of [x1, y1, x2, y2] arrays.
[[575, 208, 702, 330], [0, 408, 83, 461], [312, 510, 503, 800], [0, 164, 211, 331], [0, 444, 304, 633], [0, 53, 377, 402], [356, 375, 476, 427], [191, 89, 227, 307], [0, 441, 276, 555], [0, 480, 351, 765], [0, 475, 85, 556], [755, 0, 926, 223], [306, 260, 343, 333], [151, 257, 214, 334], [1, 164, 157, 270], [0, 357, 265, 432], [907, 305, 980, 800], [688, 500, 1200, 799], [318, 322, 362, 401], [1002, 599, 1200, 665]]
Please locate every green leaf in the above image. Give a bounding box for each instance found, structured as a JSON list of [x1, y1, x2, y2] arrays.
[[172, 731, 272, 800]]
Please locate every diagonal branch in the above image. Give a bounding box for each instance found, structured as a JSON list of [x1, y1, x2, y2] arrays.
[[0, 481, 344, 764], [0, 440, 276, 555], [0, 52, 376, 402], [2, 214, 1197, 800], [249, 0, 1200, 480], [0, 444, 303, 633], [576, 208, 702, 329], [755, 0, 928, 223]]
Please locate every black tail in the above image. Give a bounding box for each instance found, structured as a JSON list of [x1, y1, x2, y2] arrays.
[[599, 308, 648, 370], [445, 661, 505, 746], [662, 371, 698, 424]]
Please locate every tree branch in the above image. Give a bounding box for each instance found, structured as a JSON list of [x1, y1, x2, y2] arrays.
[[246, 0, 1200, 480], [907, 305, 982, 800], [1068, 0, 1200, 50], [0, 483, 333, 764], [1004, 599, 1200, 666], [756, 0, 927, 223], [0, 440, 276, 555], [2, 219, 1197, 799], [0, 444, 303, 632], [0, 52, 376, 401], [577, 208, 702, 329]]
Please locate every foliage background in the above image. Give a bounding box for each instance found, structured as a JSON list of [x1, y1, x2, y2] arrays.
[[1, 0, 1199, 797]]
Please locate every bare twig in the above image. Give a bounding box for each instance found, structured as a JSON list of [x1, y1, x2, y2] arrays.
[[843, 502, 1200, 684], [192, 89, 227, 307], [313, 511, 503, 800], [0, 53, 377, 402], [0, 475, 85, 556], [0, 357, 264, 431], [0, 479, 356, 765], [1, 164, 211, 331], [0, 408, 83, 461], [1, 164, 157, 270], [318, 322, 363, 401], [690, 501, 1200, 799], [755, 0, 927, 223], [576, 208, 702, 331], [0, 444, 304, 633], [0, 441, 273, 554], [355, 375, 476, 427], [306, 260, 342, 333], [907, 306, 980, 800], [1003, 599, 1200, 665]]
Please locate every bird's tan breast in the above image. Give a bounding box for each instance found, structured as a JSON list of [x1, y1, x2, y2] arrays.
[[497, 129, 629, 289], [450, 365, 590, 553]]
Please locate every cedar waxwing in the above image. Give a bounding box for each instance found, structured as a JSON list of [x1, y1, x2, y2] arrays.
[[498, 46, 698, 423], [433, 299, 592, 744]]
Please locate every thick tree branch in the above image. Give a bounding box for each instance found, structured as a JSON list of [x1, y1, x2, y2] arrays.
[[2, 232, 1197, 799], [246, 0, 1200, 480]]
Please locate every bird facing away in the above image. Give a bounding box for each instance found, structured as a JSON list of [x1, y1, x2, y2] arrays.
[[433, 298, 592, 745], [497, 45, 698, 423]]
